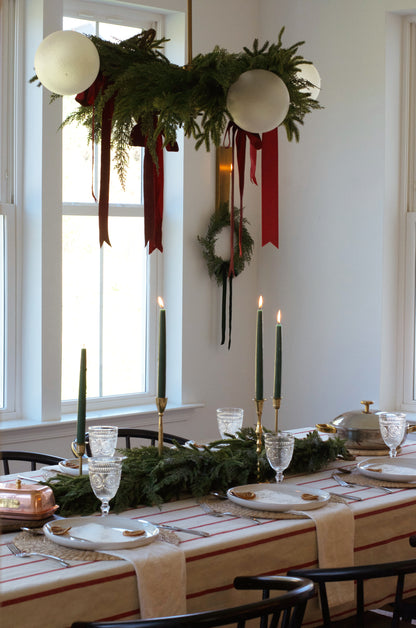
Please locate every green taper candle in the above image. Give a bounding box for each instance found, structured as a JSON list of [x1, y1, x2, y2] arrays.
[[76, 348, 87, 446], [157, 297, 166, 398], [255, 296, 263, 401], [274, 310, 282, 399]]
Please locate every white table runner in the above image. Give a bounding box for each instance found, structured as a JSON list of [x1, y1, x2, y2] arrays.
[[304, 501, 355, 607], [106, 541, 187, 618]]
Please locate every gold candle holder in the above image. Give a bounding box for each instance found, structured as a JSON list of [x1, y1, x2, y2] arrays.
[[156, 397, 168, 456], [75, 443, 85, 476], [254, 398, 265, 480], [272, 398, 281, 432]]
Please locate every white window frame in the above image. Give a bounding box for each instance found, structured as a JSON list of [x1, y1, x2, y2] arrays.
[[60, 3, 162, 413], [1, 0, 167, 425], [0, 0, 17, 419], [400, 17, 416, 411]]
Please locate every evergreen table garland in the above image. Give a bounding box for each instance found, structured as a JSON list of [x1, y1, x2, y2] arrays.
[[46, 429, 350, 517]]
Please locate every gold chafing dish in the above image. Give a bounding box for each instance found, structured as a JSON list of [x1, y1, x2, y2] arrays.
[[0, 478, 58, 520]]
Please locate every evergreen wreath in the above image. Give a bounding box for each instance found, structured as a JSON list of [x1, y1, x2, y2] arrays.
[[44, 429, 351, 517], [198, 203, 254, 282], [197, 203, 254, 348]]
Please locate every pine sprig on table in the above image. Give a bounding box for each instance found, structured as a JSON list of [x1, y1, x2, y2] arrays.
[[45, 429, 350, 517]]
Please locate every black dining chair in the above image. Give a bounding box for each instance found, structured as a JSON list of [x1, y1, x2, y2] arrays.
[[79, 428, 188, 456], [70, 575, 314, 628], [289, 558, 416, 627], [398, 536, 416, 621], [0, 450, 64, 475]]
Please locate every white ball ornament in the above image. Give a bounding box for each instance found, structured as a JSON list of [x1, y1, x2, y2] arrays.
[[34, 30, 100, 96], [296, 63, 321, 100], [226, 69, 290, 134]]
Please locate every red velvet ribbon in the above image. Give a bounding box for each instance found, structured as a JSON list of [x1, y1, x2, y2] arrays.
[[224, 122, 280, 262], [261, 127, 279, 248], [225, 122, 262, 273], [76, 73, 114, 247], [130, 119, 179, 253]]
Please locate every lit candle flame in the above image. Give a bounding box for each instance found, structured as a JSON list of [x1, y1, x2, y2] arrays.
[[258, 296, 263, 309], [158, 296, 165, 308], [277, 310, 281, 324]]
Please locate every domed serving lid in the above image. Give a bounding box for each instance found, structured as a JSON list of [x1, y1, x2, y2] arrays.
[[332, 400, 380, 430]]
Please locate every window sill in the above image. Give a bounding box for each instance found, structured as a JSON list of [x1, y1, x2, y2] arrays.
[[0, 402, 203, 446]]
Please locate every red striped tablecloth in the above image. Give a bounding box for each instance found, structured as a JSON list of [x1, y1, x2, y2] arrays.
[[2, 428, 416, 627]]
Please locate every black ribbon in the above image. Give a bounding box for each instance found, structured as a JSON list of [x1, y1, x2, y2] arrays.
[[220, 264, 233, 350]]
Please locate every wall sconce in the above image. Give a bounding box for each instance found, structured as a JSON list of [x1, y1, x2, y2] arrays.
[[216, 146, 233, 212]]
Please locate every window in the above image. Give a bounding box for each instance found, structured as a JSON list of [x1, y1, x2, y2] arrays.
[[61, 10, 159, 410], [400, 17, 416, 411], [0, 0, 16, 418], [1, 0, 165, 424]]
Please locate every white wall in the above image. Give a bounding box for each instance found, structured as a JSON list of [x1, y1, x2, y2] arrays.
[[6, 0, 416, 454], [174, 0, 263, 440], [258, 0, 416, 430]]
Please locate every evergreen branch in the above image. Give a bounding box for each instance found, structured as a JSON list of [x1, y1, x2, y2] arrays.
[[45, 429, 350, 517]]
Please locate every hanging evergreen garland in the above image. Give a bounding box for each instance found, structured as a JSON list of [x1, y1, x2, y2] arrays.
[[32, 27, 322, 250], [198, 203, 254, 349], [38, 27, 322, 182]]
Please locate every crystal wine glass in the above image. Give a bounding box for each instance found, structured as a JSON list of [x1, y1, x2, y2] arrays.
[[88, 456, 123, 516], [216, 408, 244, 439], [264, 432, 295, 483], [88, 425, 118, 456], [378, 412, 407, 458]]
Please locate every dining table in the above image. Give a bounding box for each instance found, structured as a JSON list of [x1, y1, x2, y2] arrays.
[[2, 426, 416, 628]]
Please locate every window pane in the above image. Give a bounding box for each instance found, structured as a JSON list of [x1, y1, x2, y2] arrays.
[[102, 218, 147, 396], [62, 215, 146, 401], [0, 216, 4, 408], [62, 95, 94, 203], [62, 18, 143, 205], [62, 15, 150, 405], [62, 216, 100, 399]]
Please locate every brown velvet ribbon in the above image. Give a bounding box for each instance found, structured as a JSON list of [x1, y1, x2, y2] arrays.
[[130, 119, 179, 253]]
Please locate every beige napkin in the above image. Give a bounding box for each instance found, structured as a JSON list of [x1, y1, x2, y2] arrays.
[[106, 541, 187, 618], [302, 501, 355, 608]]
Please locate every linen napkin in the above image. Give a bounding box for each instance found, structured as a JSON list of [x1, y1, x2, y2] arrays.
[[302, 501, 355, 608], [106, 540, 187, 618]]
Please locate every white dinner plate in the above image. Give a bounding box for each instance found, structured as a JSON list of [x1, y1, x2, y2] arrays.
[[58, 458, 89, 476], [43, 515, 159, 550], [357, 457, 416, 482], [227, 483, 330, 512]]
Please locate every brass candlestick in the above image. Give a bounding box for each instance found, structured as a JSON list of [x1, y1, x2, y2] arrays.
[[272, 398, 281, 432], [156, 397, 168, 456], [76, 443, 85, 476], [254, 398, 265, 480]]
